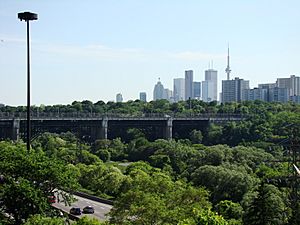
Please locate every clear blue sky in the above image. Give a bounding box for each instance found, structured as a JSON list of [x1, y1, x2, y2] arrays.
[[1, 0, 300, 105]]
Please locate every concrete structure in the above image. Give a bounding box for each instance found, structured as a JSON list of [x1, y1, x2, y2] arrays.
[[193, 82, 201, 100], [173, 78, 185, 102], [243, 88, 268, 101], [225, 46, 231, 80], [268, 87, 289, 103], [258, 83, 276, 89], [204, 69, 218, 101], [163, 88, 173, 102], [116, 93, 123, 103], [0, 113, 245, 142], [290, 95, 300, 103], [202, 80, 214, 102], [185, 70, 194, 100], [139, 92, 147, 102], [222, 77, 249, 103], [153, 79, 165, 100], [277, 75, 300, 96]]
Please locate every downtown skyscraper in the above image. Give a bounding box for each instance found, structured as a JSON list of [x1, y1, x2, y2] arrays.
[[185, 70, 193, 100], [203, 69, 218, 102]]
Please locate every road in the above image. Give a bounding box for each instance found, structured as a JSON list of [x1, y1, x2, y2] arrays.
[[53, 194, 113, 221]]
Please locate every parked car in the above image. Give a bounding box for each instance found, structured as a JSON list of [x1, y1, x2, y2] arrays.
[[70, 207, 81, 215], [83, 206, 95, 214], [48, 195, 56, 203]]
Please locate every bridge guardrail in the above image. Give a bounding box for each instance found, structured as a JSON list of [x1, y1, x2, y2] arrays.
[[0, 112, 247, 119]]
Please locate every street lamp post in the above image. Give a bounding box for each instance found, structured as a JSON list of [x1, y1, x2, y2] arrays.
[[18, 12, 38, 151]]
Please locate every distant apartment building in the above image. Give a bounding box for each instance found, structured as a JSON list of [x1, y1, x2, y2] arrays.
[[139, 92, 147, 102], [202, 80, 214, 102], [185, 70, 194, 100], [268, 87, 289, 103], [222, 77, 249, 103], [243, 88, 268, 102], [276, 75, 300, 96], [258, 83, 276, 89], [173, 78, 185, 102], [153, 79, 165, 100], [116, 93, 123, 103], [204, 69, 218, 101], [193, 82, 201, 100]]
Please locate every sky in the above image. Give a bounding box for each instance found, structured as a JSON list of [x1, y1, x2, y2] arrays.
[[1, 0, 300, 106]]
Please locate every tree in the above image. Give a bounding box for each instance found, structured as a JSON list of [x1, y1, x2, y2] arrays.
[[24, 214, 65, 225], [190, 129, 203, 144], [243, 183, 289, 225], [0, 141, 79, 224], [109, 166, 210, 224], [178, 208, 228, 225]]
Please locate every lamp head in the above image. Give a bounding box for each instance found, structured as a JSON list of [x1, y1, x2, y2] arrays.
[[18, 12, 38, 21]]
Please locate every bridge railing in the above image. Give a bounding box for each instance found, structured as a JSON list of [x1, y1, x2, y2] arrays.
[[0, 112, 247, 119]]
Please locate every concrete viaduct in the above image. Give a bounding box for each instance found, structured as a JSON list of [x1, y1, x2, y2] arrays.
[[0, 112, 245, 142]]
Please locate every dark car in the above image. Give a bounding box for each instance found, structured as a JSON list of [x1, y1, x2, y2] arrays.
[[83, 206, 95, 214], [70, 207, 81, 215]]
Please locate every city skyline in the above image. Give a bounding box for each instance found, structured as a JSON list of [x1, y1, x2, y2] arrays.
[[1, 1, 300, 105]]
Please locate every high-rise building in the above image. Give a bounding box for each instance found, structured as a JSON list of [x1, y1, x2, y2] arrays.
[[116, 93, 123, 103], [204, 69, 218, 101], [276, 75, 300, 96], [222, 77, 249, 103], [258, 83, 276, 89], [153, 79, 165, 100], [163, 89, 173, 102], [173, 78, 185, 102], [185, 70, 193, 100], [202, 80, 214, 102], [269, 87, 289, 103], [243, 88, 268, 102], [139, 92, 147, 102], [193, 82, 201, 100]]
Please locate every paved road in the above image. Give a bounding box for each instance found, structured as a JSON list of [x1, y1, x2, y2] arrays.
[[53, 194, 113, 221]]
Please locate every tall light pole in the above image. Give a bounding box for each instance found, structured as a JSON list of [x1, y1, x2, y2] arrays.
[[18, 12, 38, 151]]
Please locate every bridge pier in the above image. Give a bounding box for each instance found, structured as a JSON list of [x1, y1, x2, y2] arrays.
[[12, 119, 20, 141], [164, 117, 173, 140], [100, 118, 108, 139]]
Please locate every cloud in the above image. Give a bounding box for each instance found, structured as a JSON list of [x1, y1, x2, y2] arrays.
[[32, 41, 226, 63]]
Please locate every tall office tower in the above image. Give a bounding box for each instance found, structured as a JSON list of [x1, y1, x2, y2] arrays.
[[193, 82, 201, 100], [185, 70, 194, 100], [116, 93, 123, 103], [204, 69, 218, 101], [163, 88, 173, 102], [268, 87, 289, 103], [276, 75, 300, 96], [173, 78, 185, 102], [153, 79, 165, 100], [139, 92, 147, 102], [222, 77, 249, 103], [225, 46, 231, 80], [202, 80, 214, 102]]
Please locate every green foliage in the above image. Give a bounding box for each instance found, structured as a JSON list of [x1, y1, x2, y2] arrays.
[[0, 141, 79, 224], [74, 216, 105, 225], [215, 200, 243, 221], [190, 129, 203, 144], [243, 183, 289, 225], [24, 214, 65, 225], [178, 208, 228, 225], [109, 166, 210, 224]]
